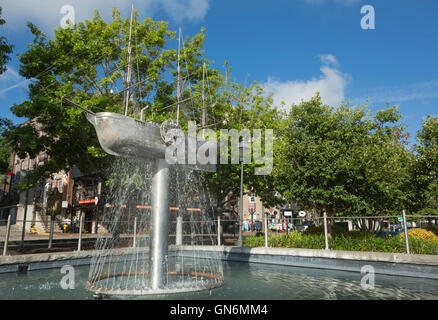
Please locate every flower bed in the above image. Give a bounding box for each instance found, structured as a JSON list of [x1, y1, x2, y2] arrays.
[[243, 228, 438, 255]]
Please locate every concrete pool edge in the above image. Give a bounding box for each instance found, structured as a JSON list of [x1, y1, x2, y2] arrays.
[[219, 247, 438, 280], [1, 246, 437, 279]]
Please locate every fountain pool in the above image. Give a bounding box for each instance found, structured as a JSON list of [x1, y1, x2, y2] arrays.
[[1, 260, 437, 300]]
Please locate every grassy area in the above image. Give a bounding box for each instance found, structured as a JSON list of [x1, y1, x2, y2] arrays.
[[243, 227, 438, 255]]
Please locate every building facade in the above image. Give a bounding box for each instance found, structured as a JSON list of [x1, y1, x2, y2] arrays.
[[6, 147, 73, 233]]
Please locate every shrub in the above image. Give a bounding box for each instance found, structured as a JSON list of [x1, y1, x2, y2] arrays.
[[426, 225, 438, 237], [407, 237, 438, 255], [406, 228, 438, 241], [303, 225, 369, 238], [303, 224, 355, 236], [302, 225, 325, 236], [242, 230, 438, 255]]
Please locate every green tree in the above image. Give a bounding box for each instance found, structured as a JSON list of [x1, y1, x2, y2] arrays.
[[0, 118, 12, 172], [412, 116, 438, 215], [273, 95, 412, 233], [202, 80, 284, 211], [4, 7, 282, 214], [0, 6, 13, 182], [4, 9, 196, 190], [0, 6, 13, 75]]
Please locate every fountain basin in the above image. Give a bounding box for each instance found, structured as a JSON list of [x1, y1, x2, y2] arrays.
[[1, 249, 438, 300]]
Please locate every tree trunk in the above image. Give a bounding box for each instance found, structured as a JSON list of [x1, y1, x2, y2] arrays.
[[361, 218, 366, 232], [353, 219, 361, 231]]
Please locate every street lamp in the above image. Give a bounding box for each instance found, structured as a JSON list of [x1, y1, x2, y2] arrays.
[[95, 178, 103, 234], [237, 139, 250, 247], [264, 210, 269, 248]]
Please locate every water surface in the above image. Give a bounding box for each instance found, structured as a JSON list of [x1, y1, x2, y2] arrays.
[[0, 261, 437, 300]]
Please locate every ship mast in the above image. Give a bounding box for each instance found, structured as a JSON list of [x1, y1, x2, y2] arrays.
[[201, 62, 206, 128], [176, 28, 182, 125], [124, 4, 134, 116]]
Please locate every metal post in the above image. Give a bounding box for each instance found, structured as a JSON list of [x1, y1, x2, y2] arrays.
[[190, 211, 195, 246], [140, 105, 150, 122], [217, 215, 221, 246], [402, 210, 410, 254], [176, 213, 183, 245], [77, 214, 83, 251], [261, 202, 264, 231], [20, 189, 30, 248], [133, 215, 137, 247], [323, 212, 329, 250], [3, 214, 11, 256], [201, 62, 206, 128], [201, 219, 204, 245], [264, 213, 268, 248], [94, 206, 99, 234], [176, 28, 182, 125], [124, 4, 134, 116], [48, 215, 55, 249], [237, 162, 244, 247], [149, 158, 170, 290]]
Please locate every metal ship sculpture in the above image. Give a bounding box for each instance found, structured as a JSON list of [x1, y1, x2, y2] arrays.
[[62, 7, 222, 296]]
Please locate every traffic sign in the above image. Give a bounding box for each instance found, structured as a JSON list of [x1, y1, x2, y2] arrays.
[[298, 211, 306, 217], [248, 196, 255, 209], [398, 217, 403, 222]]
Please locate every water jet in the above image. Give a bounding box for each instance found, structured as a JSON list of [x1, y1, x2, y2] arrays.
[[80, 108, 223, 296]]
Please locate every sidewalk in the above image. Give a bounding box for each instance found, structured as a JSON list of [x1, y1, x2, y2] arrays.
[[0, 224, 106, 242]]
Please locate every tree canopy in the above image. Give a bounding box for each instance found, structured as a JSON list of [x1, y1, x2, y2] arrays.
[[273, 95, 414, 231], [0, 6, 13, 75], [6, 9, 199, 189], [411, 116, 438, 215], [3, 8, 282, 213], [0, 7, 13, 179], [1, 7, 436, 222]]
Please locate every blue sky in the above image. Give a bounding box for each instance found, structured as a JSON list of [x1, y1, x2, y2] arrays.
[[0, 0, 437, 145]]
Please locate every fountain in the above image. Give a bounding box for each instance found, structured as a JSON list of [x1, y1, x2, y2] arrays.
[[79, 109, 223, 296], [60, 9, 222, 295]]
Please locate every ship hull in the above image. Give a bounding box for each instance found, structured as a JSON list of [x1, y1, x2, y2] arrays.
[[86, 112, 216, 172]]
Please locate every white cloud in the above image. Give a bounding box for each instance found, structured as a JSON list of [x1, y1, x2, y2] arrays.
[[0, 67, 30, 96], [302, 0, 363, 5], [264, 54, 350, 110], [161, 0, 210, 23], [0, 67, 21, 83], [318, 54, 338, 66], [1, 0, 210, 32], [350, 81, 438, 106]]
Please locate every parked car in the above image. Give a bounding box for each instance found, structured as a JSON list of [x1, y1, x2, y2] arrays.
[[375, 230, 402, 238], [295, 221, 315, 232], [390, 222, 414, 232]]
